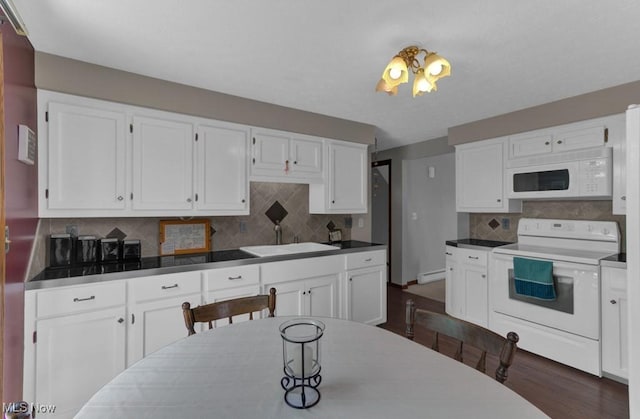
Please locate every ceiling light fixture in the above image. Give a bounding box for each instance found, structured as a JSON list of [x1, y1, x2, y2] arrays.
[[0, 0, 28, 36], [375, 46, 450, 97]]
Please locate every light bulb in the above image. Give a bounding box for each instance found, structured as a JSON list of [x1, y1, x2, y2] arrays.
[[417, 78, 430, 92], [428, 62, 443, 76], [389, 68, 402, 80]]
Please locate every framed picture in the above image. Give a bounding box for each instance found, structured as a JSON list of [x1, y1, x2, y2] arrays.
[[159, 219, 211, 255]]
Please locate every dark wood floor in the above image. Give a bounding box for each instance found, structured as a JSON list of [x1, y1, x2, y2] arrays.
[[379, 285, 630, 419]]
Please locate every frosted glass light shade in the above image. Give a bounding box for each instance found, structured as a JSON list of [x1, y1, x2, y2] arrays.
[[412, 69, 435, 97], [424, 53, 451, 80], [376, 78, 399, 95], [381, 56, 409, 88]]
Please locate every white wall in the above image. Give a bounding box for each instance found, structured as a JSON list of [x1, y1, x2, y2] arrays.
[[401, 153, 457, 285]]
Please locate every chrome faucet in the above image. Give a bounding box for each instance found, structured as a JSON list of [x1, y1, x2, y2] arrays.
[[274, 220, 282, 245]]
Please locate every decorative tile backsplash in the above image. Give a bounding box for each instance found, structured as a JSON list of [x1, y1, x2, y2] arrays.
[[469, 200, 626, 249], [28, 182, 351, 279]]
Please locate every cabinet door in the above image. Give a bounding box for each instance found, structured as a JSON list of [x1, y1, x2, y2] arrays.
[[252, 132, 289, 173], [46, 102, 127, 210], [306, 274, 340, 318], [612, 114, 627, 214], [346, 266, 386, 325], [601, 267, 628, 379], [456, 141, 506, 211], [266, 280, 305, 317], [128, 293, 201, 366], [553, 125, 606, 152], [35, 307, 126, 418], [132, 115, 194, 210], [328, 142, 367, 212], [205, 285, 261, 327], [462, 265, 488, 327], [444, 247, 457, 316], [196, 123, 249, 213], [450, 262, 466, 319], [509, 131, 553, 158], [290, 137, 322, 176]]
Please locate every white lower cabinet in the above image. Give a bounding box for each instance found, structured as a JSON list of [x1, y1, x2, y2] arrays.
[[601, 265, 628, 381], [343, 250, 387, 325], [263, 274, 340, 318], [446, 246, 489, 327], [203, 264, 261, 327], [24, 281, 127, 418], [24, 249, 387, 417], [127, 271, 202, 365]]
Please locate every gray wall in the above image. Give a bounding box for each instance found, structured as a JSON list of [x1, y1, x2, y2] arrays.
[[34, 52, 376, 145], [449, 80, 640, 145], [402, 153, 457, 285], [374, 137, 457, 285]]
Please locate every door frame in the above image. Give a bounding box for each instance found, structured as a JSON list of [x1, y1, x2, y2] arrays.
[[0, 30, 6, 405], [371, 159, 391, 283]]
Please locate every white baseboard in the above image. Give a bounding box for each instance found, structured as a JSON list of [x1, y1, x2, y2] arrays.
[[417, 269, 445, 284]]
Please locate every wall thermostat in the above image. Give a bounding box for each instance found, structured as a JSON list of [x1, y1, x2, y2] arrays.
[[18, 124, 36, 165]]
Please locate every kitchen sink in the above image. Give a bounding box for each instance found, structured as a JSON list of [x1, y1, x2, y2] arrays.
[[239, 242, 340, 257]]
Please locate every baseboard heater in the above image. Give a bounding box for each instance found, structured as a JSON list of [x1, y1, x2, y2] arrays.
[[418, 269, 445, 284]]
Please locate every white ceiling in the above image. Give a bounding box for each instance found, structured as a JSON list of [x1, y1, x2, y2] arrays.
[[11, 0, 640, 150]]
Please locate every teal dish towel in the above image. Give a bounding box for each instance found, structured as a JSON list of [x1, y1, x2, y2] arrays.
[[513, 257, 556, 300]]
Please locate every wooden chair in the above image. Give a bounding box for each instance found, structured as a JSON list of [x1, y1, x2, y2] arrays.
[[405, 299, 519, 384], [182, 287, 276, 336]]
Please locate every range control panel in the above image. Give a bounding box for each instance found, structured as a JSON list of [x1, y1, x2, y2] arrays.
[[517, 218, 619, 242]]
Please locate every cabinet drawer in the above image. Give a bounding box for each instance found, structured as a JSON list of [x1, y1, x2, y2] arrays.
[[204, 265, 259, 291], [345, 250, 386, 270], [36, 281, 126, 318], [130, 271, 201, 303], [457, 248, 487, 267]]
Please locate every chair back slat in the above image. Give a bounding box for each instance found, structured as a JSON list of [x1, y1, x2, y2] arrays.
[[183, 288, 276, 336], [405, 299, 519, 384]]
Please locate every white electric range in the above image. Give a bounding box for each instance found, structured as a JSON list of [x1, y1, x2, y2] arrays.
[[490, 218, 620, 375]]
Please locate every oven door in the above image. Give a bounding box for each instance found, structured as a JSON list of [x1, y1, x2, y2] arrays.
[[491, 253, 600, 339]]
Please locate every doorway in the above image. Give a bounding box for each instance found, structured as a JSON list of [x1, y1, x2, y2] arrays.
[[371, 159, 391, 283]]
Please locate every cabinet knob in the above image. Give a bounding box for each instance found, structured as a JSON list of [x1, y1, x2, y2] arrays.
[[242, 199, 246, 203], [497, 199, 502, 202], [545, 141, 550, 145], [621, 196, 627, 201], [332, 200, 335, 204], [449, 267, 454, 271], [303, 291, 306, 295], [117, 318, 124, 324], [557, 140, 563, 144], [481, 274, 486, 278], [186, 198, 192, 203], [117, 195, 124, 201], [610, 299, 617, 305], [445, 252, 452, 256], [349, 277, 353, 281], [294, 161, 298, 164]]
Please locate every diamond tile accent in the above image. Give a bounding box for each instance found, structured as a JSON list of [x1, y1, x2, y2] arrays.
[[265, 200, 288, 225], [106, 227, 127, 240], [326, 221, 336, 231], [488, 219, 500, 230]]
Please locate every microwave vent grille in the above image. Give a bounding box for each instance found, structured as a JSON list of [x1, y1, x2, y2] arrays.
[[507, 146, 611, 169]]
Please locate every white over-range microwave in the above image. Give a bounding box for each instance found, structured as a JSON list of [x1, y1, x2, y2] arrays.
[[506, 147, 612, 199]]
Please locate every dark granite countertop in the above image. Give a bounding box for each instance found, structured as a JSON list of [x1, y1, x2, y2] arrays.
[[28, 240, 385, 290], [445, 238, 513, 249], [600, 253, 627, 269]]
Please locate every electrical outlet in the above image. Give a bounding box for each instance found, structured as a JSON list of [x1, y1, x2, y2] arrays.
[[501, 218, 510, 230], [239, 221, 247, 233]]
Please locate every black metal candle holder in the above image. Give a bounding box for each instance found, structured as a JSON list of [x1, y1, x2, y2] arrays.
[[279, 318, 325, 409]]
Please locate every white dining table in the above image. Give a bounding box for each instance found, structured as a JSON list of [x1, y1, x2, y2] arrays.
[[74, 316, 549, 419]]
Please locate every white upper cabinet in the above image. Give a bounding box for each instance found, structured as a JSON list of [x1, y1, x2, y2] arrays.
[[131, 115, 194, 212], [455, 138, 521, 213], [195, 123, 249, 214], [310, 140, 368, 214], [250, 128, 323, 183], [38, 90, 369, 217], [508, 117, 611, 159], [39, 93, 128, 217]]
